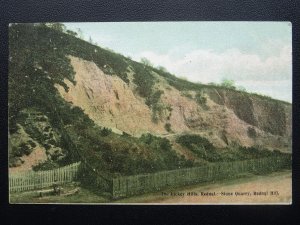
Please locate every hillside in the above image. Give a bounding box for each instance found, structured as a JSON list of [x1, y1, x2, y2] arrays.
[[8, 23, 292, 175]]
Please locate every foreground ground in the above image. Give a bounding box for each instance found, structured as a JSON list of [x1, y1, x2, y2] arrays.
[[10, 170, 291, 204], [117, 170, 292, 204]]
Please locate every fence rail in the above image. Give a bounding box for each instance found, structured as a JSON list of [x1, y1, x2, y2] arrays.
[[9, 162, 81, 193], [9, 155, 292, 198], [111, 156, 291, 198]]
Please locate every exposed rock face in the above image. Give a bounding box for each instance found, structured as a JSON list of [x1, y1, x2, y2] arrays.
[[204, 88, 292, 137], [55, 56, 166, 136], [56, 56, 292, 152]]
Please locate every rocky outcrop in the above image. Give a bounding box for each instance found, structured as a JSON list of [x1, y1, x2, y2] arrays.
[[204, 88, 292, 138]]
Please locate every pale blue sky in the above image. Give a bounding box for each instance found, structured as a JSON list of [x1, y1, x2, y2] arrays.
[[64, 22, 292, 102]]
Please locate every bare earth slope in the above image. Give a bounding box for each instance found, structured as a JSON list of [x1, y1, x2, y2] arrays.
[[55, 56, 292, 153]]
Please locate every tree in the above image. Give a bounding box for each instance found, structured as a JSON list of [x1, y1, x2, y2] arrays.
[[89, 36, 93, 44], [66, 30, 78, 37], [46, 23, 66, 32], [77, 28, 84, 39], [220, 78, 236, 90], [237, 85, 246, 92], [157, 65, 167, 72], [140, 57, 153, 67]]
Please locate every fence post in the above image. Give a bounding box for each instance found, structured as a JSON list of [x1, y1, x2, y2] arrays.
[[9, 162, 82, 193]]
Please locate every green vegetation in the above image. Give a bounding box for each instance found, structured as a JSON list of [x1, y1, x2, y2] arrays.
[[130, 62, 165, 122], [220, 78, 236, 90], [152, 66, 290, 105], [131, 61, 155, 98], [164, 123, 172, 132], [195, 92, 207, 105], [247, 127, 257, 138], [140, 57, 153, 67], [145, 90, 166, 123], [8, 23, 290, 179], [33, 160, 60, 171], [145, 90, 163, 107], [139, 134, 193, 170], [176, 135, 221, 162], [8, 23, 187, 175], [176, 134, 289, 163], [181, 91, 193, 99]]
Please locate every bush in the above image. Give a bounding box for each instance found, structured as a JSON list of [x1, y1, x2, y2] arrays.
[[122, 131, 131, 137], [220, 78, 236, 90], [164, 123, 172, 132], [44, 143, 51, 150], [48, 139, 56, 145], [273, 149, 281, 154], [140, 57, 153, 67], [131, 62, 155, 98], [145, 90, 164, 107], [32, 160, 59, 171], [181, 91, 193, 99], [247, 127, 257, 138], [19, 143, 33, 156], [195, 92, 207, 105], [100, 127, 112, 136], [44, 126, 51, 132], [9, 156, 23, 167], [176, 134, 221, 162], [138, 133, 190, 170], [28, 140, 37, 148], [12, 146, 23, 157]]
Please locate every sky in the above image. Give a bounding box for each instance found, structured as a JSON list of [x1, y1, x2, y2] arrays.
[[64, 22, 292, 103]]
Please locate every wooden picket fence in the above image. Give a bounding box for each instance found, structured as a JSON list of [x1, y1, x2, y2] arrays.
[[9, 155, 292, 197], [9, 162, 81, 193], [111, 155, 291, 198]]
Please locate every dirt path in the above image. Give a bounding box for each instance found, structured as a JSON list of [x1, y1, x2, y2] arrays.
[[117, 171, 292, 204]]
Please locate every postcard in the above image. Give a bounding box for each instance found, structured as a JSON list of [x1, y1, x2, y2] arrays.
[[8, 22, 292, 204]]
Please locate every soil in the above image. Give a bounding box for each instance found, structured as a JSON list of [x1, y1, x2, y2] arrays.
[[116, 170, 292, 204], [9, 145, 47, 174]]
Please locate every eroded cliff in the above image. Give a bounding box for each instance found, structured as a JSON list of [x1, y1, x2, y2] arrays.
[[56, 56, 292, 153]]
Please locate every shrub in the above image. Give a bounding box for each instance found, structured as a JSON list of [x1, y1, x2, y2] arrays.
[[44, 143, 51, 150], [28, 140, 37, 148], [131, 62, 155, 98], [164, 123, 172, 132], [157, 65, 167, 73], [19, 143, 32, 155], [33, 160, 59, 171], [176, 134, 221, 162], [48, 139, 56, 145], [151, 103, 165, 123], [145, 90, 164, 107], [195, 92, 207, 105], [122, 131, 131, 137], [140, 57, 153, 67], [181, 91, 193, 99], [44, 126, 51, 132], [9, 156, 24, 167], [220, 78, 236, 90], [247, 127, 257, 138], [12, 146, 23, 157], [100, 127, 112, 136]]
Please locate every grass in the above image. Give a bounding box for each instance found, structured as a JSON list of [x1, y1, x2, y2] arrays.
[[9, 183, 110, 204]]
